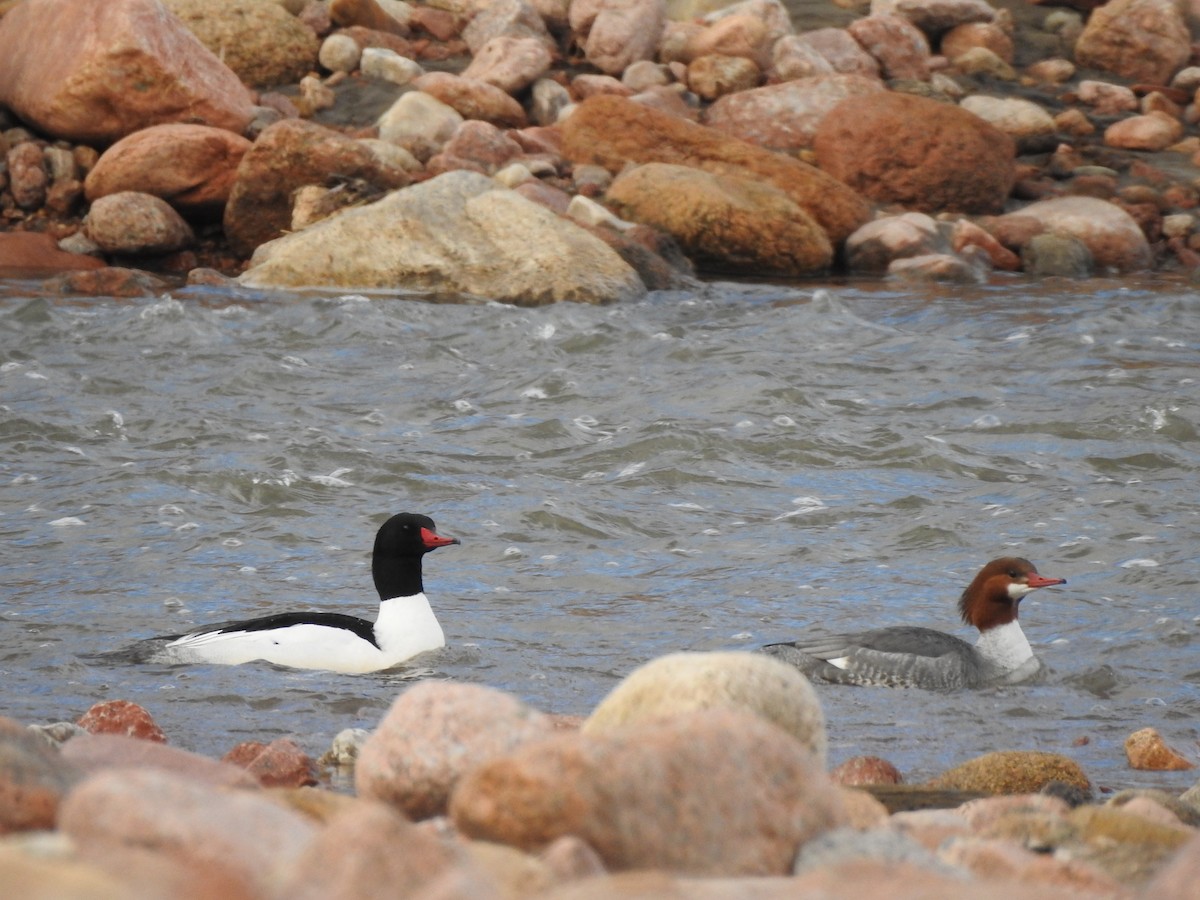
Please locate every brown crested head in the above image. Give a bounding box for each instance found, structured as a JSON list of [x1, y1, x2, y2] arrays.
[[958, 557, 1066, 631]]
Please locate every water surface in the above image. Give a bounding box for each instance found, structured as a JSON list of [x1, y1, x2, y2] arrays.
[[2, 276, 1197, 791]]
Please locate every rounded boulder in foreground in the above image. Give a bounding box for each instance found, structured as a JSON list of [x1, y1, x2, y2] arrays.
[[583, 651, 827, 767], [355, 681, 559, 820], [450, 708, 846, 875], [813, 91, 1015, 215]]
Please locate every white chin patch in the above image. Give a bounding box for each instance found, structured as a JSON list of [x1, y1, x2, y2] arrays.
[[1007, 582, 1034, 600]]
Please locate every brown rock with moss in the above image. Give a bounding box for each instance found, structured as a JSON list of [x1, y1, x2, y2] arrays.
[[606, 162, 832, 275], [561, 94, 870, 245], [163, 0, 321, 88], [813, 91, 1015, 215], [925, 750, 1091, 796]]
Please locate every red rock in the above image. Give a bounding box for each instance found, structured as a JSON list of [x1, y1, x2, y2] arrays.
[[223, 118, 410, 257], [847, 13, 932, 81], [462, 35, 552, 94], [356, 681, 558, 821], [704, 74, 885, 153], [60, 733, 259, 788], [221, 739, 318, 788], [952, 218, 1021, 270], [574, 0, 664, 75], [77, 700, 166, 743], [85, 124, 251, 220], [409, 6, 462, 41], [1074, 0, 1189, 85], [0, 0, 255, 145], [434, 120, 525, 174], [0, 232, 105, 274], [1125, 727, 1196, 771], [0, 716, 79, 834], [560, 94, 870, 245], [830, 755, 904, 786], [813, 91, 1015, 215], [450, 709, 847, 876], [413, 72, 528, 128]]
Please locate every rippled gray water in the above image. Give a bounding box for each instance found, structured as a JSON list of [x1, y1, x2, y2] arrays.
[[2, 276, 1198, 792]]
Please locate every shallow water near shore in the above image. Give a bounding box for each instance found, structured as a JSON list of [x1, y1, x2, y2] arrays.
[[2, 275, 1198, 792]]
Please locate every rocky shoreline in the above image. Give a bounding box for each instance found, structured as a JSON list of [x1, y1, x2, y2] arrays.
[[4, 651, 1200, 898], [0, 0, 1198, 302]]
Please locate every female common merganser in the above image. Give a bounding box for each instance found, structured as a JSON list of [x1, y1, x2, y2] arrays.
[[761, 557, 1066, 690], [126, 513, 458, 674]]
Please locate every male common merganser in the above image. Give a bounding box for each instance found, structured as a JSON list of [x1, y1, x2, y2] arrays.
[[761, 557, 1066, 690], [125, 513, 459, 674]]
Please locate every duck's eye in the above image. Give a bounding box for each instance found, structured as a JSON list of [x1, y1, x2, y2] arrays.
[[1008, 570, 1020, 578]]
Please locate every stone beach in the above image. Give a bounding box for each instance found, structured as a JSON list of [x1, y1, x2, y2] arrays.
[[1, 0, 1200, 298], [3, 0, 1200, 895], [3, 652, 1200, 898]]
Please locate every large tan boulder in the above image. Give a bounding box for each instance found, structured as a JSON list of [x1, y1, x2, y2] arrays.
[[561, 94, 870, 245], [606, 163, 833, 276], [238, 170, 647, 305], [84, 124, 251, 220], [162, 0, 320, 88], [813, 91, 1015, 215], [1074, 0, 1189, 86], [0, 0, 255, 145], [223, 118, 410, 257]]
